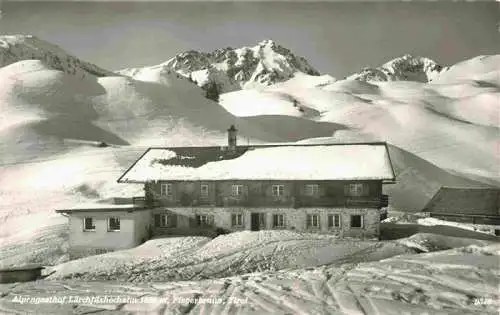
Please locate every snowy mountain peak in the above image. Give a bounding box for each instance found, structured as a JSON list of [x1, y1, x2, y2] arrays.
[[348, 54, 444, 82], [118, 39, 320, 93], [0, 34, 115, 78], [258, 39, 279, 48]]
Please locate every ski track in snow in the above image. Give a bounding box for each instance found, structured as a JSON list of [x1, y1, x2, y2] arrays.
[[1, 243, 499, 314]]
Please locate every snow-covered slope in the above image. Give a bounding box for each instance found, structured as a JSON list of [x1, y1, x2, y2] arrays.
[[384, 145, 488, 211], [348, 54, 444, 82], [1, 234, 498, 315], [221, 54, 500, 183], [430, 54, 500, 85], [118, 39, 320, 93], [0, 58, 281, 164], [0, 35, 115, 78]]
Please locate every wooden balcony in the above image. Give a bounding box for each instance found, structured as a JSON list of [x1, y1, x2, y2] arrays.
[[141, 194, 389, 209]]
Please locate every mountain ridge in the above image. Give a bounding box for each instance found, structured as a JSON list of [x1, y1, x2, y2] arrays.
[[347, 54, 445, 82], [118, 39, 320, 93], [0, 35, 116, 78]]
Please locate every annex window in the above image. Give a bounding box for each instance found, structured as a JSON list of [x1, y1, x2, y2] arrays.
[[195, 214, 213, 227], [328, 214, 341, 228], [231, 184, 244, 197], [83, 217, 95, 231], [306, 214, 320, 228], [160, 183, 173, 197], [305, 184, 319, 196], [231, 213, 244, 227], [350, 215, 363, 228], [346, 183, 367, 197], [272, 185, 285, 197], [200, 184, 209, 198], [108, 217, 121, 232], [154, 214, 177, 228], [273, 214, 285, 228]]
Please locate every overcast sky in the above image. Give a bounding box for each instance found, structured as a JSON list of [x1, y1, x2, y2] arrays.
[[0, 1, 498, 77]]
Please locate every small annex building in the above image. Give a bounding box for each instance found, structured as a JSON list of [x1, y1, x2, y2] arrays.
[[423, 187, 500, 226]]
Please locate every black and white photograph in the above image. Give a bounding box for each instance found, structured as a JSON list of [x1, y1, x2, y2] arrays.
[[0, 0, 499, 314]]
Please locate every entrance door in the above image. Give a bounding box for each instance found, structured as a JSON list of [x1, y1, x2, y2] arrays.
[[250, 213, 260, 231]]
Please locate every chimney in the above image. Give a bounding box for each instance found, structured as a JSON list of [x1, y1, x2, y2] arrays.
[[227, 124, 237, 152]]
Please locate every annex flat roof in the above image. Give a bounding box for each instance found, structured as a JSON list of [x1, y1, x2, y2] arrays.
[[0, 264, 44, 272], [55, 204, 148, 213], [117, 142, 396, 183]]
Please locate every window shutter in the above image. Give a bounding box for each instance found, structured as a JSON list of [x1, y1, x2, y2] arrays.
[[208, 215, 215, 225], [154, 214, 161, 227], [170, 214, 177, 228], [259, 213, 265, 226], [306, 214, 312, 227], [363, 184, 369, 196], [344, 185, 349, 196], [328, 215, 333, 227]]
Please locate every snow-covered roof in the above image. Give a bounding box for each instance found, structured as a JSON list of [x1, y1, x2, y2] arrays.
[[118, 143, 396, 183], [423, 187, 500, 215], [55, 204, 147, 213]]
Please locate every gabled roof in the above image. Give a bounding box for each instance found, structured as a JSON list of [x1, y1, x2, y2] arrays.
[[117, 142, 396, 183], [423, 187, 500, 215]]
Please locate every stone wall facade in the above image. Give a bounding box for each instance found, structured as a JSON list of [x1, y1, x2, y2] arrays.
[[151, 207, 381, 239]]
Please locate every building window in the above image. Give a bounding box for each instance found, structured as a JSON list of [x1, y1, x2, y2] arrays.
[[232, 184, 244, 197], [200, 184, 209, 198], [154, 214, 177, 228], [196, 214, 213, 227], [161, 183, 173, 197], [273, 214, 285, 228], [328, 214, 341, 228], [83, 217, 95, 231], [350, 215, 363, 228], [305, 184, 319, 196], [346, 183, 367, 197], [108, 217, 121, 232], [272, 185, 285, 197], [306, 214, 320, 228], [231, 213, 244, 227]]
